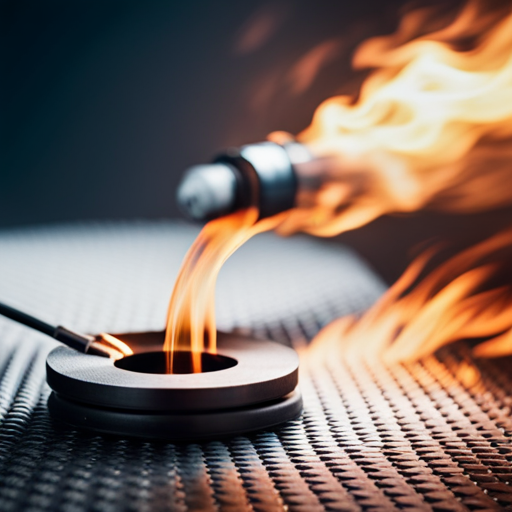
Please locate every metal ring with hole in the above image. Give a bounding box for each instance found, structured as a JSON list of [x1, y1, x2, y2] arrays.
[[46, 331, 300, 411]]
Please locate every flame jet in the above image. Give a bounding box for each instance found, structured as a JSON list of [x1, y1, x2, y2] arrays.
[[178, 1, 512, 235], [169, 0, 512, 370]]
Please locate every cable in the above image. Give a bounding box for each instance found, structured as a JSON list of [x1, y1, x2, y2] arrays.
[[0, 301, 55, 336], [0, 300, 111, 357]]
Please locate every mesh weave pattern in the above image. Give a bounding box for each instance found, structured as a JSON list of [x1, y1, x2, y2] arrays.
[[0, 222, 511, 511]]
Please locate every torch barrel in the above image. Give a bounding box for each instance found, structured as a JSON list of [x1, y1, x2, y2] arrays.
[[176, 141, 308, 221]]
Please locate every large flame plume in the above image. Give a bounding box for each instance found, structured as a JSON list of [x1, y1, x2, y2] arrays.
[[277, 0, 512, 236], [308, 228, 512, 365], [164, 0, 512, 372]]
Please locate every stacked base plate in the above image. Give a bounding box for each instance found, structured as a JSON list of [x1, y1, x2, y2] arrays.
[[46, 331, 302, 440]]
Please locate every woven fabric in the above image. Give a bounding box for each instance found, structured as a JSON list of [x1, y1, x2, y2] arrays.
[[0, 222, 511, 511]]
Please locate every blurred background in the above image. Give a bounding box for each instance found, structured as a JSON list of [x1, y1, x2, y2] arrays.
[[3, 0, 511, 284]]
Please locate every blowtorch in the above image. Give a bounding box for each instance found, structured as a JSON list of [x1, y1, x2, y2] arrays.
[[177, 141, 312, 221]]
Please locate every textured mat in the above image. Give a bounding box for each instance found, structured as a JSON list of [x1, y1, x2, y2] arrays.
[[0, 222, 511, 511]]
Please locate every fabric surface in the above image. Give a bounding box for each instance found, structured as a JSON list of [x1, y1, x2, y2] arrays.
[[0, 222, 511, 511]]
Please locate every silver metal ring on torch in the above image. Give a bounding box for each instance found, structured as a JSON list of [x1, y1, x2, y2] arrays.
[[176, 141, 311, 222]]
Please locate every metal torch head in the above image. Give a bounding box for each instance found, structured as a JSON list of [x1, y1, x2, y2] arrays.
[[176, 141, 308, 222], [176, 163, 238, 221]]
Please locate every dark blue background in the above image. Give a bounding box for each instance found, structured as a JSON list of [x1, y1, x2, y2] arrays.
[[4, 0, 509, 283], [2, 0, 407, 226]]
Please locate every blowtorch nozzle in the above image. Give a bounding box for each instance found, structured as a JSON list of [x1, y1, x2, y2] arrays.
[[177, 141, 310, 222], [176, 163, 238, 221]]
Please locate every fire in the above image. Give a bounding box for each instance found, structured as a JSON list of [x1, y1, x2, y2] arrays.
[[98, 333, 134, 359], [308, 228, 512, 364], [163, 208, 281, 372], [164, 0, 512, 371], [281, 0, 512, 362], [276, 0, 512, 236]]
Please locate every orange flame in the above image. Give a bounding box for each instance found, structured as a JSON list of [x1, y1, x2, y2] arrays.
[[279, 0, 512, 362], [163, 208, 281, 372], [275, 0, 512, 237], [165, 0, 512, 371], [308, 228, 512, 364], [96, 333, 134, 360]]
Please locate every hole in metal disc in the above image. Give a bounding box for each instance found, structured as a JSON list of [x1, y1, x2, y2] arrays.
[[114, 351, 238, 374]]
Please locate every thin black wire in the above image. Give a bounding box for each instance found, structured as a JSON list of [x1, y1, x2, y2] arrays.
[[0, 300, 56, 336], [0, 300, 112, 356]]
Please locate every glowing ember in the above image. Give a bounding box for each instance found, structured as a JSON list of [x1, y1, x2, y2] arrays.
[[98, 333, 134, 359], [165, 0, 512, 371]]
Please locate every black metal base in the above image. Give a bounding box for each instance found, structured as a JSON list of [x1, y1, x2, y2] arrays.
[[48, 388, 302, 440], [46, 331, 302, 440]]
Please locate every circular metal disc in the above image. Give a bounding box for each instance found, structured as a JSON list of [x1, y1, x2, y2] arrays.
[[48, 388, 303, 441], [46, 331, 299, 412]]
